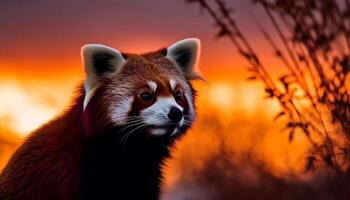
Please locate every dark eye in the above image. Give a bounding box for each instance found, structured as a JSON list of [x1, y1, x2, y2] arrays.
[[174, 90, 182, 101], [140, 92, 154, 102]]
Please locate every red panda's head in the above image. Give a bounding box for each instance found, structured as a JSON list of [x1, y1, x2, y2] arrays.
[[81, 38, 203, 137]]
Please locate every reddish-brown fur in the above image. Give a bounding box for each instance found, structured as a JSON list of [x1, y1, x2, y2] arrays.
[[0, 90, 85, 199]]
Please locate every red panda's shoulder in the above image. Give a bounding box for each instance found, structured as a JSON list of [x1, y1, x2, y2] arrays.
[[0, 96, 85, 199]]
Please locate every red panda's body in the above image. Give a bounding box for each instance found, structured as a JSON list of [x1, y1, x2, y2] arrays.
[[0, 38, 202, 200], [0, 93, 85, 199]]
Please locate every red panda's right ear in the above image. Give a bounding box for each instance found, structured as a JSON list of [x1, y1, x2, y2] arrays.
[[166, 38, 205, 82], [81, 44, 126, 110]]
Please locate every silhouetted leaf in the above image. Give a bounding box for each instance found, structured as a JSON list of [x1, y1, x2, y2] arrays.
[[247, 76, 257, 81], [305, 156, 316, 172], [264, 88, 274, 98], [288, 130, 294, 142], [273, 111, 285, 120], [275, 50, 282, 57], [216, 27, 230, 38]]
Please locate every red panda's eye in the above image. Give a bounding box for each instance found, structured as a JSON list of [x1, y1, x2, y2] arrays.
[[174, 91, 182, 102], [140, 92, 154, 102]]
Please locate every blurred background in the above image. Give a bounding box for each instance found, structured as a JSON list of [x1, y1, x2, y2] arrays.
[[1, 0, 349, 199]]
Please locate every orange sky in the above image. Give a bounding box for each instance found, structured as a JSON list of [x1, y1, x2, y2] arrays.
[[0, 0, 312, 183]]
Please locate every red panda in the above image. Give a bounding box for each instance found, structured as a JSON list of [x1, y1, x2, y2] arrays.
[[0, 38, 203, 200]]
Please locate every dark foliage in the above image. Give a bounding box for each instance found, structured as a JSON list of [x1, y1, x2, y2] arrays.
[[187, 0, 350, 176], [183, 0, 350, 199]]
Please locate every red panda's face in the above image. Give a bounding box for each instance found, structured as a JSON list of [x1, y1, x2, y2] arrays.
[[132, 78, 192, 136], [82, 38, 203, 136], [138, 81, 189, 136], [100, 55, 196, 136]]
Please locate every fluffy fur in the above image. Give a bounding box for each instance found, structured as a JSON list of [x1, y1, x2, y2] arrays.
[[0, 38, 202, 200]]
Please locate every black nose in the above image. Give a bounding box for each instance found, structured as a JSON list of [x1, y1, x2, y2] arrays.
[[167, 106, 183, 123]]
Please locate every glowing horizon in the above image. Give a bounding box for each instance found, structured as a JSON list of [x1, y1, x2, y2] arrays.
[[0, 0, 316, 189]]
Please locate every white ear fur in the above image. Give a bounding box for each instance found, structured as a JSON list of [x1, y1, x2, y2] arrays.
[[166, 38, 204, 81], [81, 44, 126, 110]]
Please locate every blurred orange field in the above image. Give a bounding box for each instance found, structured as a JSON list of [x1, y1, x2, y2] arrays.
[[0, 67, 312, 187]]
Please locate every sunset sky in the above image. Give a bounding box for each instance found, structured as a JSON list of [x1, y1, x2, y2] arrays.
[[0, 0, 311, 190]]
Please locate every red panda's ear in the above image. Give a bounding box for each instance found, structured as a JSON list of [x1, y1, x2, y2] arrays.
[[81, 44, 126, 109], [166, 38, 205, 81]]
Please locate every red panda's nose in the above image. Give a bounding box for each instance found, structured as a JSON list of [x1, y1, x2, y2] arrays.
[[167, 106, 183, 123]]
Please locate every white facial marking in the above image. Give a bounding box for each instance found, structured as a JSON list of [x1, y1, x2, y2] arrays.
[[179, 118, 184, 127], [147, 81, 157, 92], [141, 97, 183, 127], [109, 96, 134, 125], [171, 127, 179, 136], [151, 128, 167, 136], [169, 79, 177, 90]]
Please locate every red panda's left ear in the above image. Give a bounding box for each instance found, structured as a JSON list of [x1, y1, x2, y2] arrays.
[[166, 38, 206, 82], [81, 44, 126, 110]]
